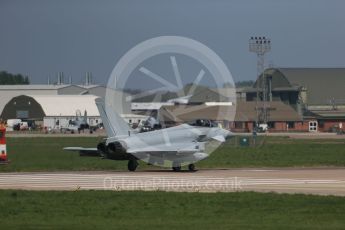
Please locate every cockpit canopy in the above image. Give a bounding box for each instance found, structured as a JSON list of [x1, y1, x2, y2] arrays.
[[188, 119, 218, 127]]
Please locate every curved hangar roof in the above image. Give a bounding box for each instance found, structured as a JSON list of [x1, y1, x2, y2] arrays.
[[254, 68, 345, 105], [28, 95, 100, 116], [0, 95, 100, 120]]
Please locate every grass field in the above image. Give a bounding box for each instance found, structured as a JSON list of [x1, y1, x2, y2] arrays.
[[199, 136, 345, 168], [0, 190, 344, 229], [1, 136, 345, 172]]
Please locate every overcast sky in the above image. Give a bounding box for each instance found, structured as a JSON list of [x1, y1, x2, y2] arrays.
[[0, 0, 344, 87]]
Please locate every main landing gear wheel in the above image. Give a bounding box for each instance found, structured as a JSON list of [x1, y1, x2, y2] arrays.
[[128, 159, 138, 171], [188, 164, 196, 172], [172, 166, 181, 172]]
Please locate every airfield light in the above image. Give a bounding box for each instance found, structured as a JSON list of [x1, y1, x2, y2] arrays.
[[249, 36, 271, 125]]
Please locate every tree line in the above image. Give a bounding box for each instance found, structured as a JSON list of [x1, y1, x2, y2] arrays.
[[235, 80, 254, 87], [0, 71, 30, 85]]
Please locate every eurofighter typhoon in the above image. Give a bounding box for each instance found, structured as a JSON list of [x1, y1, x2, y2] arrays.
[[64, 98, 231, 171]]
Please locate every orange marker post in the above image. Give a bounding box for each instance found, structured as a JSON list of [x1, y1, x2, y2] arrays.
[[0, 124, 9, 164]]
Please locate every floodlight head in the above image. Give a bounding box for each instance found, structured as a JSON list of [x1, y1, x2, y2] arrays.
[[249, 36, 271, 54]]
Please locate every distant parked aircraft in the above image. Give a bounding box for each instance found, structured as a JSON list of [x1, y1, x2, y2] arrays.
[[61, 110, 91, 134]]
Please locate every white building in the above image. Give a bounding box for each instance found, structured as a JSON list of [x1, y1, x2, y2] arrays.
[[0, 84, 100, 115], [0, 84, 132, 119], [0, 95, 101, 129], [1, 94, 146, 130]]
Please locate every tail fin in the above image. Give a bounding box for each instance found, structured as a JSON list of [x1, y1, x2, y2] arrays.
[[95, 98, 130, 137], [83, 110, 87, 122]]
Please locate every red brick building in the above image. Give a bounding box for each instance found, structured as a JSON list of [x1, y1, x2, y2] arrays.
[[145, 68, 345, 133], [231, 101, 304, 132], [245, 68, 345, 132], [158, 101, 304, 133]]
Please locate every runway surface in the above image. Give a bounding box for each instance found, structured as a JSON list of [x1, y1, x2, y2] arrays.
[[1, 168, 345, 196]]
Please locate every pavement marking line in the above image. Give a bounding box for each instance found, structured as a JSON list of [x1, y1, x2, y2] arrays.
[[0, 170, 345, 196]]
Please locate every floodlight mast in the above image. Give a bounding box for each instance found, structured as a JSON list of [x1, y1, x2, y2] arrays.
[[249, 36, 271, 126]]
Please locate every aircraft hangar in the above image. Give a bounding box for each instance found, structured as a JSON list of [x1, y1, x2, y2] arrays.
[[0, 95, 101, 129], [245, 68, 345, 132], [0, 84, 131, 118]]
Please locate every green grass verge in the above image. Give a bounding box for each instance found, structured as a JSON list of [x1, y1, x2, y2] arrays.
[[2, 137, 128, 172], [0, 190, 344, 229], [1, 136, 345, 172], [200, 136, 345, 168]]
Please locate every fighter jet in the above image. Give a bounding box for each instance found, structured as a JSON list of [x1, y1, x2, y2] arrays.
[[64, 98, 231, 172], [61, 110, 90, 134]]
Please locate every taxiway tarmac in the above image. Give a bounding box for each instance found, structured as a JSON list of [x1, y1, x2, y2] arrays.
[[0, 168, 345, 196]]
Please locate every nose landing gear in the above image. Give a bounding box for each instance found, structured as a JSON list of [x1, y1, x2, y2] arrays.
[[172, 166, 181, 172], [172, 164, 196, 172], [188, 164, 196, 172]]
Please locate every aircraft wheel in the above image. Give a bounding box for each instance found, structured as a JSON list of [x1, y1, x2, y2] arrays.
[[97, 142, 107, 158], [188, 164, 196, 172], [128, 160, 138, 171], [172, 166, 181, 172]]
